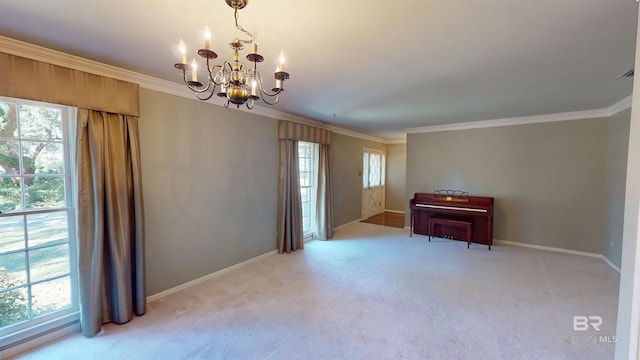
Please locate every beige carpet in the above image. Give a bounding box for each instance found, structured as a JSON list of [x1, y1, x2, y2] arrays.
[[12, 222, 619, 359]]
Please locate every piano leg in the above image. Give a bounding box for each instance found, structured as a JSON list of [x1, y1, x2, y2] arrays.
[[410, 209, 414, 238]]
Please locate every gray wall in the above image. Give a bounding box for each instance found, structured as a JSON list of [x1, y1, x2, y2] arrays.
[[406, 118, 615, 255], [386, 143, 406, 212], [331, 133, 386, 227], [139, 89, 279, 295], [138, 91, 405, 294], [604, 109, 631, 267]]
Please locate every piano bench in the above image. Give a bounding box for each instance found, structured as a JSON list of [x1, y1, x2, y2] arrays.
[[428, 217, 473, 249]]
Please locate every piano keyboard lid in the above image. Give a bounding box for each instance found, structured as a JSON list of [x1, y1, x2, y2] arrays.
[[415, 203, 488, 213]]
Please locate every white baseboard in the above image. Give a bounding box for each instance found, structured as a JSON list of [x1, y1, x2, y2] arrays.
[[600, 255, 621, 273], [147, 250, 278, 302], [333, 218, 364, 232], [384, 209, 405, 214], [494, 239, 621, 273], [494, 239, 602, 258]]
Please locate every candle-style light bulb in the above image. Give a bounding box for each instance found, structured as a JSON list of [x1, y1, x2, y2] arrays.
[[251, 79, 257, 96], [191, 59, 198, 82], [203, 26, 211, 50], [178, 39, 187, 64], [275, 66, 282, 89], [252, 30, 258, 54]]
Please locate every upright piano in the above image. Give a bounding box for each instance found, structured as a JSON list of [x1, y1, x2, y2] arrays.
[[410, 191, 494, 249]]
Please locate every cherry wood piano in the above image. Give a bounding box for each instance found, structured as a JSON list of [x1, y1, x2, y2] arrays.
[[410, 191, 494, 250]]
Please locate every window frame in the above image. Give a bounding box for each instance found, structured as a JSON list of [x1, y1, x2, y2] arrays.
[[0, 96, 79, 348]]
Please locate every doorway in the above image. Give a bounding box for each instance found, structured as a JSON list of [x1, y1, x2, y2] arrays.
[[362, 148, 386, 219]]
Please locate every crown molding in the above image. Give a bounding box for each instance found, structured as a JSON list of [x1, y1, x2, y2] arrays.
[[325, 125, 392, 144], [405, 109, 608, 134], [0, 35, 393, 144], [608, 95, 633, 116], [389, 136, 408, 144], [404, 104, 629, 134]]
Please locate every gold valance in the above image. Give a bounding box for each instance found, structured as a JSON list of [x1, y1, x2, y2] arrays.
[[0, 52, 140, 116], [278, 120, 332, 145]]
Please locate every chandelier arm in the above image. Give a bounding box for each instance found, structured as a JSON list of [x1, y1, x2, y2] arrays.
[[259, 86, 283, 98], [254, 71, 282, 98], [224, 61, 234, 74], [183, 71, 215, 94], [206, 63, 224, 83], [259, 93, 280, 105], [193, 87, 217, 101]]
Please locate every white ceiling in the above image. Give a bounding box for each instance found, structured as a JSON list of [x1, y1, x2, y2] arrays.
[[0, 0, 637, 140]]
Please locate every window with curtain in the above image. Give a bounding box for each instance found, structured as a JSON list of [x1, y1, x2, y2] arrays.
[[0, 97, 78, 345], [298, 141, 318, 238]]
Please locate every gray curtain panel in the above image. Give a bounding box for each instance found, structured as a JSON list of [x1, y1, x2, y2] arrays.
[[315, 144, 334, 240], [76, 109, 146, 337], [277, 139, 304, 253]]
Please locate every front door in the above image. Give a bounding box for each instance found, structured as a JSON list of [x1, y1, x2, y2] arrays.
[[362, 148, 386, 219]]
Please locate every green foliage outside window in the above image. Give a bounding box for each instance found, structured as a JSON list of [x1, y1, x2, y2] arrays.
[[0, 267, 28, 327]]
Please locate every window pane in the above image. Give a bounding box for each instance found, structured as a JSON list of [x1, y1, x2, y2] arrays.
[[18, 105, 63, 141], [21, 142, 64, 175], [369, 154, 381, 187], [0, 252, 27, 286], [0, 286, 28, 328], [0, 101, 18, 138], [0, 176, 22, 212], [381, 155, 386, 186], [298, 142, 316, 236], [24, 176, 65, 209], [31, 276, 71, 318], [29, 244, 70, 283], [26, 212, 68, 249], [0, 140, 20, 176], [0, 215, 25, 253]]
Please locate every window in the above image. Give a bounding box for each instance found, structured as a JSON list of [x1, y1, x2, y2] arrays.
[[298, 141, 318, 238], [363, 149, 385, 189], [0, 97, 78, 346]]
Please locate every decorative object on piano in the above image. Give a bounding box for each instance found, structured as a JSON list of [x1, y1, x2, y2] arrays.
[[433, 190, 469, 202], [173, 0, 290, 109], [409, 192, 494, 250]]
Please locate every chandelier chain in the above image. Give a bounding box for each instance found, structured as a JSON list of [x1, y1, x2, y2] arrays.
[[234, 7, 254, 44]]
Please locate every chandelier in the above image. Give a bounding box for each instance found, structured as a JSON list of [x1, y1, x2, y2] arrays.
[[174, 0, 290, 109]]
